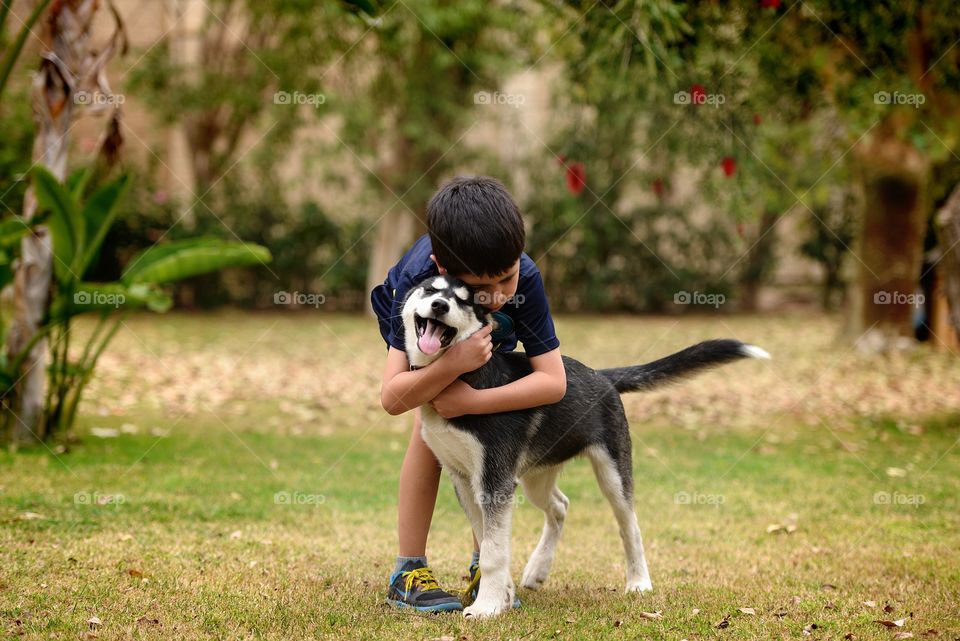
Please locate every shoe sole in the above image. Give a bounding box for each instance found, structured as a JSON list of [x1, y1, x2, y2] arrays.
[[385, 597, 463, 613]]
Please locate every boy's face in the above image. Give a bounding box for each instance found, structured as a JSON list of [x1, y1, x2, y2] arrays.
[[431, 255, 520, 312]]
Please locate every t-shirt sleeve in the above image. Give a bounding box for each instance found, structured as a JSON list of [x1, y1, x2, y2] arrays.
[[385, 272, 417, 352], [513, 269, 560, 357]]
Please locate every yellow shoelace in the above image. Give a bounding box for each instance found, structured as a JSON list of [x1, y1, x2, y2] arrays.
[[458, 566, 481, 606], [402, 567, 441, 595]]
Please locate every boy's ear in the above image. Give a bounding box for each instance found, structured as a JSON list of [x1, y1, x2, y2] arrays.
[[429, 254, 447, 274]]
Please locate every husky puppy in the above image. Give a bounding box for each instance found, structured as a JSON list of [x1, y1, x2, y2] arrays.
[[401, 274, 770, 618]]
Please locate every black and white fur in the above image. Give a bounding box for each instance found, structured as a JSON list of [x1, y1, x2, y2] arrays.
[[401, 275, 770, 619]]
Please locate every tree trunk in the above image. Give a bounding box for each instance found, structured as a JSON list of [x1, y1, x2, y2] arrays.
[[365, 207, 417, 313], [740, 208, 779, 312], [4, 0, 125, 444], [5, 13, 72, 444], [850, 131, 929, 352], [364, 135, 433, 315], [934, 183, 960, 347]]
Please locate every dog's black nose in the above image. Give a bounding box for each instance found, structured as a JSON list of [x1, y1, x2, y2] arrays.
[[431, 299, 449, 315]]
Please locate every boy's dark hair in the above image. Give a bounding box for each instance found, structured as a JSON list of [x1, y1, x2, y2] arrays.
[[426, 175, 525, 277]]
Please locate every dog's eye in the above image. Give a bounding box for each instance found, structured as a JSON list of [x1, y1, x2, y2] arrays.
[[422, 287, 436, 294]]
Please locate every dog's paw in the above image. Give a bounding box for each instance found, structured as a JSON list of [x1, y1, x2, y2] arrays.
[[520, 557, 550, 590], [625, 578, 653, 593], [520, 572, 545, 590], [463, 600, 507, 619]]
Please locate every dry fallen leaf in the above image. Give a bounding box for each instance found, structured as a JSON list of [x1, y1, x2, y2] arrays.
[[639, 612, 662, 620], [864, 601, 877, 608], [229, 530, 243, 540], [716, 618, 730, 629], [87, 617, 102, 628], [127, 568, 143, 577], [738, 607, 756, 615], [886, 467, 907, 477], [613, 620, 623, 627], [875, 619, 906, 628], [884, 604, 895, 613], [893, 633, 914, 640]]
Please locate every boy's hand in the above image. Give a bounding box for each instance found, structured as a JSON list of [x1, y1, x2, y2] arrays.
[[443, 324, 493, 374], [429, 380, 481, 419]]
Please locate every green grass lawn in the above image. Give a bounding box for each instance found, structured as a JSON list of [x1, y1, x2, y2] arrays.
[[2, 311, 959, 640]]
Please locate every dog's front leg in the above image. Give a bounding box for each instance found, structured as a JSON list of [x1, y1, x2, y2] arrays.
[[450, 471, 483, 543], [463, 481, 515, 619]]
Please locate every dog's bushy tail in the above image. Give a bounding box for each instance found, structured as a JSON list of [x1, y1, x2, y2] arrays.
[[598, 339, 770, 394]]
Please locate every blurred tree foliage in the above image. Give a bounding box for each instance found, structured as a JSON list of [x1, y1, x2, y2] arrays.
[[0, 87, 32, 222], [524, 0, 959, 328], [121, 0, 376, 306], [524, 1, 858, 312], [334, 0, 528, 296], [6, 0, 955, 321], [765, 0, 959, 343], [127, 0, 371, 194]]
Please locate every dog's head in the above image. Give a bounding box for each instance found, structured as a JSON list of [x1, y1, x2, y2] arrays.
[[401, 275, 489, 368]]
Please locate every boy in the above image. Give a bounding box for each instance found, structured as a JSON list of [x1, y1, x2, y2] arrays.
[[371, 175, 566, 612]]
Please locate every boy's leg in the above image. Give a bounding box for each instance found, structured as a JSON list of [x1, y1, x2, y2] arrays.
[[398, 407, 441, 556], [387, 407, 462, 612], [400, 411, 480, 556]]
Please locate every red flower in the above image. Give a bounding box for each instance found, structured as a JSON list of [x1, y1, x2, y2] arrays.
[[566, 161, 586, 195], [722, 156, 737, 177], [753, 113, 762, 125], [691, 84, 706, 106], [556, 153, 567, 166], [653, 179, 665, 198], [760, 0, 781, 8]]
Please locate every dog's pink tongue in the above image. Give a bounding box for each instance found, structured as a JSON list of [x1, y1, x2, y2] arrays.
[[418, 319, 443, 355]]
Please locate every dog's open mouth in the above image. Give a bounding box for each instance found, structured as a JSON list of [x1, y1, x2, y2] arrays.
[[415, 314, 457, 355]]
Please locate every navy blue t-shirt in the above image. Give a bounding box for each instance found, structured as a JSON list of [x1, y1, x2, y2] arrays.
[[371, 234, 560, 357]]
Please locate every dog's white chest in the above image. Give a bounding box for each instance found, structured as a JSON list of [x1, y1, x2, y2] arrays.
[[420, 408, 483, 477]]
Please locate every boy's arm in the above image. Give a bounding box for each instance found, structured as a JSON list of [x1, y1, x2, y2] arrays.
[[380, 325, 494, 415], [429, 347, 566, 418]]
